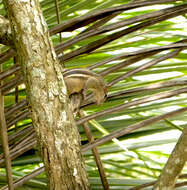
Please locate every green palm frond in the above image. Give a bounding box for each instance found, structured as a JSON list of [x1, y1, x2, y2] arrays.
[[1, 0, 187, 189]]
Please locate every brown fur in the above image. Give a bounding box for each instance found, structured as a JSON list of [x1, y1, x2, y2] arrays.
[[63, 69, 107, 105]]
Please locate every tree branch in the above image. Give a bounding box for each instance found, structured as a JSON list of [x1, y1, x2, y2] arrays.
[[60, 7, 187, 61], [0, 60, 14, 189], [79, 110, 109, 190], [55, 4, 186, 53], [109, 48, 182, 86], [108, 80, 187, 100], [78, 87, 187, 125], [128, 174, 187, 190], [153, 127, 187, 189], [0, 167, 45, 190], [87, 39, 187, 70], [50, 0, 180, 34], [81, 107, 187, 152]]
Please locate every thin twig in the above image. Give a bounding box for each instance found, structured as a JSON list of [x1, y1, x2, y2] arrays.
[[1, 42, 187, 89], [0, 64, 21, 80], [109, 48, 182, 86], [54, 0, 62, 42], [0, 139, 36, 167], [50, 0, 180, 34], [87, 39, 187, 70], [13, 56, 19, 136], [0, 132, 35, 161], [60, 8, 187, 61], [81, 107, 187, 152], [1, 2, 186, 65], [9, 131, 35, 151], [0, 65, 14, 190], [108, 80, 187, 99], [5, 79, 187, 128], [5, 99, 27, 118], [7, 109, 30, 128], [0, 48, 16, 65], [79, 110, 109, 190], [128, 179, 187, 190], [80, 79, 187, 108], [0, 125, 34, 148], [1, 75, 24, 95], [0, 166, 45, 190], [55, 4, 186, 53], [100, 50, 160, 76], [82, 11, 122, 33], [78, 87, 187, 125]]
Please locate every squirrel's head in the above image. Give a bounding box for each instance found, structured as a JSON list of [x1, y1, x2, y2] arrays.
[[93, 80, 108, 105]]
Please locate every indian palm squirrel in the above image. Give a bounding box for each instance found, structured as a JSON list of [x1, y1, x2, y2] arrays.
[[63, 69, 107, 112]]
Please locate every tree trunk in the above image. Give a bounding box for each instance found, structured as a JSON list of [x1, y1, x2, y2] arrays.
[[3, 0, 90, 189], [153, 128, 187, 190]]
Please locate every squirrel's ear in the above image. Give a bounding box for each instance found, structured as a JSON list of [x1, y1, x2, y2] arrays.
[[105, 83, 110, 88], [62, 68, 68, 74]]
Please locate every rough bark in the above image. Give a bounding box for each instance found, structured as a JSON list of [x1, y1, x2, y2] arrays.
[[153, 128, 187, 190], [0, 15, 13, 46], [3, 0, 90, 189]]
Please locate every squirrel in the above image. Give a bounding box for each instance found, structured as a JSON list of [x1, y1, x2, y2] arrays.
[[63, 69, 107, 107]]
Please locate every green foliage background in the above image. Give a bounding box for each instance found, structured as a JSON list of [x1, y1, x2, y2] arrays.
[[0, 0, 187, 189]]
